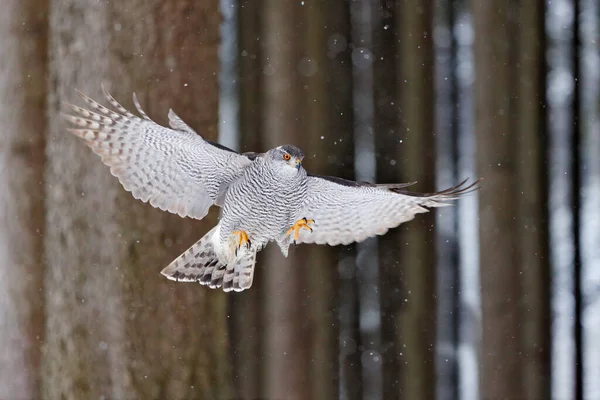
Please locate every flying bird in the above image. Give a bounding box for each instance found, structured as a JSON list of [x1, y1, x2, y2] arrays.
[[64, 87, 479, 292]]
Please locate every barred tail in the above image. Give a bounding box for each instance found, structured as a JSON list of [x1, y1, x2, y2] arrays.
[[223, 251, 257, 292], [160, 226, 227, 289], [161, 225, 257, 292]]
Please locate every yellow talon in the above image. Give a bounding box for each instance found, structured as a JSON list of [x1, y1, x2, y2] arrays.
[[286, 217, 315, 243], [232, 230, 251, 255]]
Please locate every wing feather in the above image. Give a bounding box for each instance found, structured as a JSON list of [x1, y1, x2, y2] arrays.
[[64, 88, 253, 220], [294, 176, 480, 246]]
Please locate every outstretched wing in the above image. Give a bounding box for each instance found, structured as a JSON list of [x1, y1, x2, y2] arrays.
[[293, 176, 479, 246], [63, 87, 253, 219]]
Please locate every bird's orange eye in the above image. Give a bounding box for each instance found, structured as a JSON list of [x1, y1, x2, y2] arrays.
[[283, 153, 291, 161]]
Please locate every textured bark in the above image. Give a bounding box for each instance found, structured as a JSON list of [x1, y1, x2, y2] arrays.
[[0, 1, 48, 398], [517, 1, 551, 398], [43, 1, 232, 399], [472, 0, 524, 398], [229, 0, 264, 398], [259, 1, 311, 399], [396, 1, 437, 398]]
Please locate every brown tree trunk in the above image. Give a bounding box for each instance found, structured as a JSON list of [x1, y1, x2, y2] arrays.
[[376, 2, 436, 398], [259, 1, 311, 399], [0, 1, 48, 398], [517, 0, 551, 398], [302, 4, 335, 398], [472, 0, 525, 398], [301, 2, 354, 399], [43, 1, 232, 398], [396, 1, 437, 398]]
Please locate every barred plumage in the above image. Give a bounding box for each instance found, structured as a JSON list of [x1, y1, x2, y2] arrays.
[[65, 88, 479, 292], [64, 85, 252, 220]]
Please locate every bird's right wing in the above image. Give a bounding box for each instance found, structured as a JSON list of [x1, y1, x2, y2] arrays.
[[64, 87, 254, 220], [293, 176, 479, 246]]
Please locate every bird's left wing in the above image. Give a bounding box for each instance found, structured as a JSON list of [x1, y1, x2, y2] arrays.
[[292, 176, 479, 246], [63, 87, 254, 220]]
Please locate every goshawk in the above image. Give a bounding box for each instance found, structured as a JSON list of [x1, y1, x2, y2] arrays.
[[64, 87, 478, 292]]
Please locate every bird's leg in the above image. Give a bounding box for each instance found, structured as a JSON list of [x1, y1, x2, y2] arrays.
[[285, 217, 315, 244], [232, 230, 251, 256]]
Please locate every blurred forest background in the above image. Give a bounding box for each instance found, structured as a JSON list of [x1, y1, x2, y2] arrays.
[[0, 0, 598, 399]]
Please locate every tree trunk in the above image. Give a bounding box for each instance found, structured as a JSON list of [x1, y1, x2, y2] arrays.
[[0, 1, 48, 398], [259, 1, 311, 399], [517, 0, 551, 398], [396, 1, 437, 398], [301, 2, 354, 399], [328, 4, 361, 397], [229, 0, 264, 398], [43, 1, 232, 398], [373, 1, 401, 398], [472, 0, 525, 398], [375, 2, 436, 398]]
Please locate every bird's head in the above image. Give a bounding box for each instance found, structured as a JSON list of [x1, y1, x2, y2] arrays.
[[267, 145, 305, 171]]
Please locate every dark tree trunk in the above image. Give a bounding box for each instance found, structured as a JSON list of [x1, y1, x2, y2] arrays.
[[570, 1, 583, 399], [229, 1, 264, 399], [472, 0, 525, 398], [373, 1, 401, 398], [376, 1, 436, 398], [43, 1, 232, 398], [396, 1, 437, 398], [259, 1, 311, 399], [0, 1, 48, 398], [330, 3, 362, 397], [300, 2, 355, 399], [517, 0, 551, 398]]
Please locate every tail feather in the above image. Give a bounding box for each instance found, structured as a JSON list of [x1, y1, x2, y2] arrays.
[[223, 251, 257, 293], [160, 226, 224, 285], [161, 226, 258, 292], [200, 262, 227, 289]]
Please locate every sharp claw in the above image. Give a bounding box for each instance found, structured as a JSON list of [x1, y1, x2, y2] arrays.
[[286, 217, 315, 243]]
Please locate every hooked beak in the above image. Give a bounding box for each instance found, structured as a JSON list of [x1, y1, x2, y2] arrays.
[[295, 158, 302, 170]]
